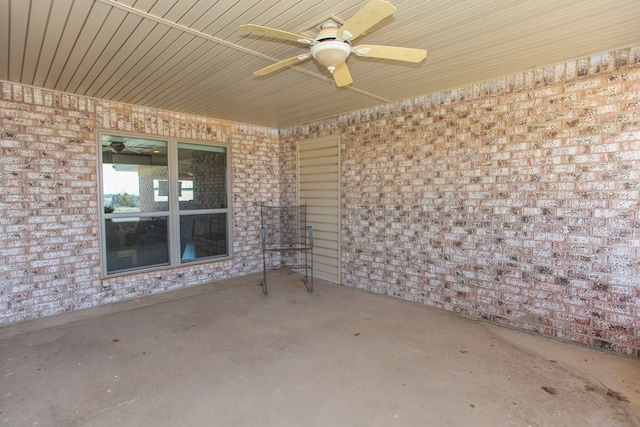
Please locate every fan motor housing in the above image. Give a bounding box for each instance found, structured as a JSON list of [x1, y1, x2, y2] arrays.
[[311, 21, 352, 72]]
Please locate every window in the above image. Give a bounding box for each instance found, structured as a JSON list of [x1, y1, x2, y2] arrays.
[[177, 142, 229, 262], [99, 133, 230, 275]]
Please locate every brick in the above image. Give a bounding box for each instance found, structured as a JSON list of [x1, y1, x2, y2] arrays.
[[3, 46, 640, 357]]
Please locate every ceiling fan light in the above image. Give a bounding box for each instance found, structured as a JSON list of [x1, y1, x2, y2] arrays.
[[311, 40, 351, 71]]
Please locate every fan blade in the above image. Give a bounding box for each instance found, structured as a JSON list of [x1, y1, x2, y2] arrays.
[[253, 54, 312, 76], [239, 24, 314, 45], [332, 62, 353, 87], [337, 0, 396, 41], [353, 45, 427, 63]]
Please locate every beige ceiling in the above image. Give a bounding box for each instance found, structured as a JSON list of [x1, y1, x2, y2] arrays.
[[2, 0, 639, 129]]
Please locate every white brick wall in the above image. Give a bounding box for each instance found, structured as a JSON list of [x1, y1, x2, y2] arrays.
[[1, 89, 281, 324], [282, 46, 640, 357]]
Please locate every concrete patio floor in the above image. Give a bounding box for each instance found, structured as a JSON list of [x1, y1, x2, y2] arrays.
[[1, 270, 639, 426]]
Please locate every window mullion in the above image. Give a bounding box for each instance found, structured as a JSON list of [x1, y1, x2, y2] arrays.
[[168, 139, 181, 267]]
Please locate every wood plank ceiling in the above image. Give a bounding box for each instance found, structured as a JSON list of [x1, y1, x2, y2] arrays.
[[1, 0, 639, 128]]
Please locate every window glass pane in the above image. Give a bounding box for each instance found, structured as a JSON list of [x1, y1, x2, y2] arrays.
[[178, 143, 227, 210], [105, 217, 169, 273], [180, 213, 228, 262], [101, 136, 168, 213]]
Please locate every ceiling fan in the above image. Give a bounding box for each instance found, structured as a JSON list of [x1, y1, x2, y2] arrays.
[[107, 141, 143, 155], [240, 0, 427, 87], [108, 141, 126, 154]]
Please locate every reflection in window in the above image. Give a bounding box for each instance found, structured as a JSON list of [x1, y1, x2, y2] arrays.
[[153, 179, 194, 202], [178, 143, 227, 210], [105, 217, 169, 273], [180, 213, 228, 261], [177, 143, 229, 263], [101, 137, 168, 214], [101, 136, 169, 275], [100, 134, 230, 275]]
